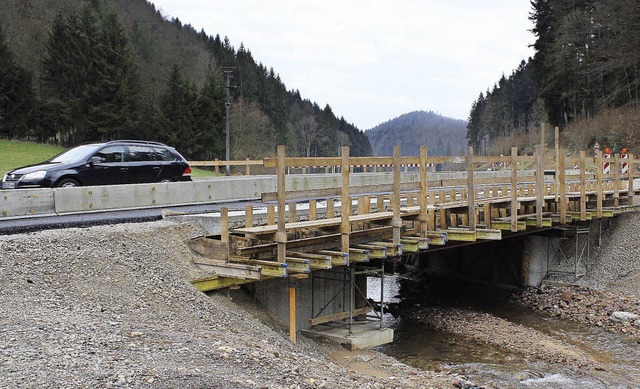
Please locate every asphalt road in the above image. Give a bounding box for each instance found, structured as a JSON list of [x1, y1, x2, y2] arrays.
[[0, 200, 261, 235]]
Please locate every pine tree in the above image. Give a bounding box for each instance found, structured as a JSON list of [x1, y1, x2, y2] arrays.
[[0, 23, 35, 139]]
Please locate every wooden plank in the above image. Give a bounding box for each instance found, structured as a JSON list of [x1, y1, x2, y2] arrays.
[[315, 250, 349, 266], [191, 276, 254, 291], [229, 257, 288, 277], [352, 244, 386, 258], [401, 236, 429, 250], [442, 228, 477, 242], [492, 220, 526, 231], [475, 228, 502, 240], [349, 248, 370, 262], [308, 307, 371, 326], [287, 251, 333, 269], [368, 241, 402, 256], [426, 231, 448, 245], [193, 260, 262, 280]]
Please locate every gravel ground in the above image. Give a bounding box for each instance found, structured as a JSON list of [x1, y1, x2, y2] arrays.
[[0, 221, 461, 388], [2, 210, 639, 388]]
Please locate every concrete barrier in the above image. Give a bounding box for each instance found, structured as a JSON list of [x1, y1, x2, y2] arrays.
[[0, 169, 562, 219], [1, 188, 55, 218]]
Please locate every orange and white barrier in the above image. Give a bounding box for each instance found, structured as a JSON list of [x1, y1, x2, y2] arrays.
[[621, 153, 629, 174], [603, 153, 611, 174]]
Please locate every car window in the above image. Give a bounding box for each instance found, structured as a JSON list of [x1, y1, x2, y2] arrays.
[[94, 146, 125, 163], [153, 147, 178, 161], [50, 144, 101, 163], [128, 145, 156, 162]]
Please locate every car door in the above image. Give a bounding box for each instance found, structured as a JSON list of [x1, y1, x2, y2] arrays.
[[81, 145, 128, 185], [126, 145, 160, 183]]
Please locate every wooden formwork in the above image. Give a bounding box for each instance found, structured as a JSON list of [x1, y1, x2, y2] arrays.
[[190, 140, 637, 291]]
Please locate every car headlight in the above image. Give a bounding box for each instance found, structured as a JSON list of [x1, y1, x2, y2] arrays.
[[22, 170, 47, 181]]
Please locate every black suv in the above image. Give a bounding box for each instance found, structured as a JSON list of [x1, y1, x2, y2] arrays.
[[1, 140, 192, 189]]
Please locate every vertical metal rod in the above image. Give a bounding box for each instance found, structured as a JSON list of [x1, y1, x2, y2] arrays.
[[380, 260, 385, 329], [311, 272, 315, 321], [349, 265, 354, 335]]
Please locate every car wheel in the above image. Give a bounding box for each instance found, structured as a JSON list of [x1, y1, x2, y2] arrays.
[[159, 177, 174, 183], [56, 178, 80, 188]]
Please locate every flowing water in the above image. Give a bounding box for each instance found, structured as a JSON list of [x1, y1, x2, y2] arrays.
[[368, 275, 640, 388]]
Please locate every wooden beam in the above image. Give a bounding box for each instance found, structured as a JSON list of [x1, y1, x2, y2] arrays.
[[467, 146, 476, 231], [438, 228, 476, 242], [426, 231, 448, 245], [401, 236, 429, 250], [194, 261, 262, 280], [341, 146, 350, 256], [276, 145, 287, 263], [315, 250, 349, 266], [352, 244, 386, 258], [191, 276, 254, 292], [511, 147, 519, 232], [475, 228, 502, 240], [308, 307, 371, 326], [368, 241, 402, 256], [348, 248, 370, 262]]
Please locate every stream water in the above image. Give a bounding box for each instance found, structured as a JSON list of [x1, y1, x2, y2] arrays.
[[368, 275, 640, 388]]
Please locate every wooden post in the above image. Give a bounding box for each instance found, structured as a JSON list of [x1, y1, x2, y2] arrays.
[[580, 151, 586, 221], [613, 153, 620, 206], [245, 205, 253, 228], [276, 145, 287, 263], [214, 158, 219, 175], [309, 200, 317, 221], [536, 145, 544, 227], [377, 195, 385, 213], [245, 157, 250, 175], [511, 147, 518, 232], [221, 207, 229, 262], [341, 146, 350, 256], [392, 146, 401, 244], [596, 151, 603, 218], [288, 201, 297, 223], [327, 198, 335, 218], [289, 284, 296, 343], [267, 204, 275, 225], [466, 146, 476, 231], [559, 153, 566, 224], [419, 145, 428, 236]]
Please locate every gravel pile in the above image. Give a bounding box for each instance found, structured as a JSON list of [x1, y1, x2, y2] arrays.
[[0, 220, 459, 388], [583, 212, 640, 293]]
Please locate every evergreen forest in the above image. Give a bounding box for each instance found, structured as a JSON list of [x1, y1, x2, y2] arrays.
[[467, 0, 640, 155], [0, 0, 372, 160], [366, 111, 467, 157]]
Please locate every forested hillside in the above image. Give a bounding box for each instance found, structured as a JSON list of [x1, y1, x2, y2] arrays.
[[365, 111, 467, 157], [0, 0, 372, 159], [467, 0, 640, 155]]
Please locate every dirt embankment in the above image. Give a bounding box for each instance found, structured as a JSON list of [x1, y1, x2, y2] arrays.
[[0, 221, 462, 389]]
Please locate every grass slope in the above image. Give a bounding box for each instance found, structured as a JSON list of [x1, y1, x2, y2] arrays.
[[0, 140, 213, 178], [0, 140, 65, 177]]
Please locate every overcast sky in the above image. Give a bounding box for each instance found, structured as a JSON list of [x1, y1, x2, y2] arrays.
[[151, 1, 535, 130]]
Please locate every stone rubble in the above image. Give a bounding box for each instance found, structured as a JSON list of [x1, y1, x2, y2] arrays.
[[0, 220, 460, 388]]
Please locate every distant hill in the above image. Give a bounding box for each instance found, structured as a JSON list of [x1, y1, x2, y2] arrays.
[[365, 111, 467, 156]]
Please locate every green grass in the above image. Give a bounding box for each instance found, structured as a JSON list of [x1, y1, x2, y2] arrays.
[[0, 140, 66, 177], [0, 139, 214, 178]]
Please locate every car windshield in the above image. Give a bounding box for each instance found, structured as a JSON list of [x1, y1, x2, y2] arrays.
[[49, 144, 102, 163]]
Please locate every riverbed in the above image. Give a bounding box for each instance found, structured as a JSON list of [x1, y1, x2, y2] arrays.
[[369, 275, 640, 388]]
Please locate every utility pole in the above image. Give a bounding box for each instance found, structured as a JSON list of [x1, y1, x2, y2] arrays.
[[224, 70, 233, 176]]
